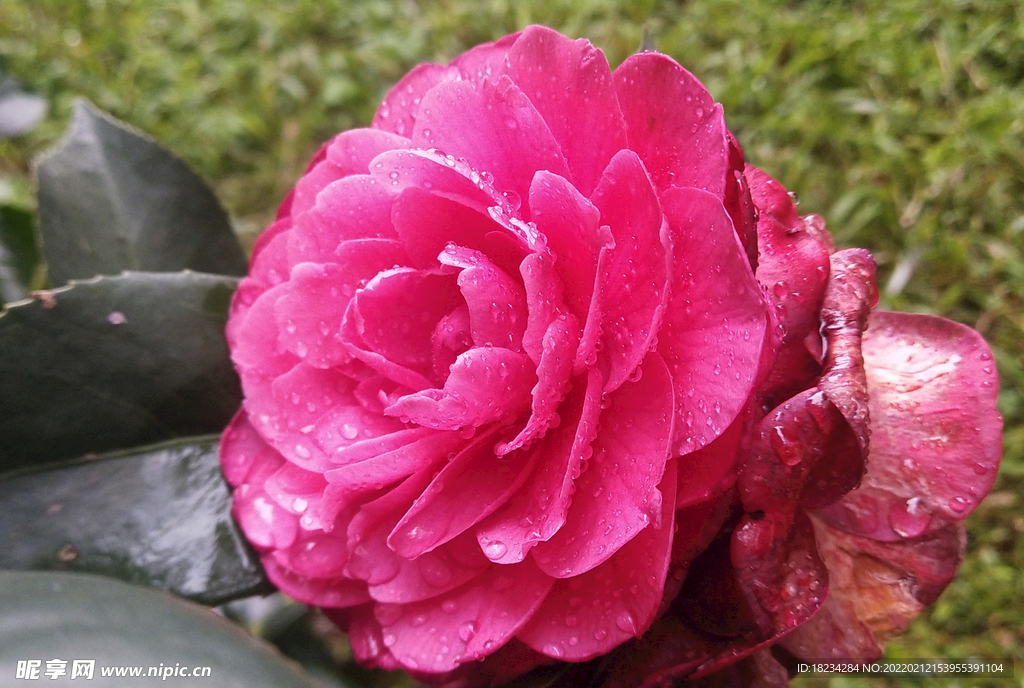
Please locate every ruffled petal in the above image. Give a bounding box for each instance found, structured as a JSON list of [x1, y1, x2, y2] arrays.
[[781, 514, 966, 661], [392, 187, 508, 270], [290, 174, 398, 263], [273, 262, 352, 368], [748, 165, 831, 343], [613, 53, 730, 196], [374, 558, 554, 672], [385, 347, 535, 430], [517, 460, 676, 661], [411, 76, 570, 218], [350, 268, 462, 377], [388, 426, 540, 558], [590, 150, 672, 392], [506, 26, 628, 197], [476, 369, 602, 564], [817, 311, 1002, 541], [528, 170, 604, 322], [325, 127, 411, 176], [531, 353, 673, 578], [438, 244, 528, 351], [262, 554, 370, 608], [658, 187, 769, 453], [373, 63, 459, 137]]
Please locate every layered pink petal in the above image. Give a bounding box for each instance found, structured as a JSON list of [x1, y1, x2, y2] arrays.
[[374, 559, 555, 672], [591, 150, 672, 392], [449, 32, 519, 83], [817, 312, 1002, 541], [220, 410, 266, 486], [350, 268, 461, 376], [531, 353, 673, 578], [506, 26, 628, 197], [438, 245, 528, 351], [273, 262, 351, 368], [373, 63, 458, 137], [674, 415, 742, 509], [392, 187, 507, 270], [388, 427, 539, 558], [385, 347, 535, 430], [477, 369, 603, 564], [529, 170, 604, 321], [290, 175, 398, 263], [614, 53, 730, 195], [496, 312, 580, 456], [262, 554, 370, 608], [324, 430, 462, 495], [325, 128, 410, 176], [347, 474, 491, 603], [411, 76, 570, 217], [517, 460, 677, 661], [658, 187, 769, 453]]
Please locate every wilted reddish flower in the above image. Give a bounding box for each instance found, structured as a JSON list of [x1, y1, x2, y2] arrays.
[[221, 26, 1002, 687]]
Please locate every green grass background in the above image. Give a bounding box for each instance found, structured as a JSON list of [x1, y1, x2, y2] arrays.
[[2, 1, 1022, 686]]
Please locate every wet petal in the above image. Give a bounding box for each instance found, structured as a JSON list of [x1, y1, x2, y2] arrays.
[[496, 313, 580, 456], [388, 427, 540, 558], [506, 26, 627, 197], [262, 554, 370, 608], [517, 460, 677, 661], [658, 187, 769, 454], [438, 245, 528, 351], [411, 76, 570, 217], [324, 430, 461, 495], [325, 127, 411, 176], [273, 262, 351, 368], [374, 558, 554, 673], [747, 165, 831, 343], [782, 514, 966, 660], [351, 268, 462, 376], [386, 347, 534, 430], [477, 369, 602, 564], [373, 62, 459, 137], [590, 150, 671, 392], [392, 187, 508, 269], [817, 312, 1002, 541], [531, 353, 673, 578], [613, 52, 730, 195], [291, 175, 398, 263], [528, 170, 604, 321]]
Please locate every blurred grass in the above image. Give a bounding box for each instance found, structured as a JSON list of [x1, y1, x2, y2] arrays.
[[1, 0, 1022, 686]]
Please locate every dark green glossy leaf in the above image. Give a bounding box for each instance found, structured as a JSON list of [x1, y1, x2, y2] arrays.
[[35, 100, 246, 286], [0, 204, 39, 302], [0, 571, 322, 688], [0, 271, 241, 471], [0, 437, 268, 605]]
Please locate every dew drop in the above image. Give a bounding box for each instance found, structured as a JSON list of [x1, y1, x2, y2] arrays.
[[482, 540, 508, 561], [542, 644, 563, 658], [341, 423, 359, 440], [615, 611, 637, 635], [948, 496, 969, 513], [458, 621, 478, 642]]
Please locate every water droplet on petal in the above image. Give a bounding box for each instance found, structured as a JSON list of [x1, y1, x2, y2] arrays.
[[482, 540, 508, 561], [458, 621, 478, 642]]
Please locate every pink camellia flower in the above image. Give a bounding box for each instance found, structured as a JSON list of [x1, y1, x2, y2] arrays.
[[221, 26, 1002, 687]]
